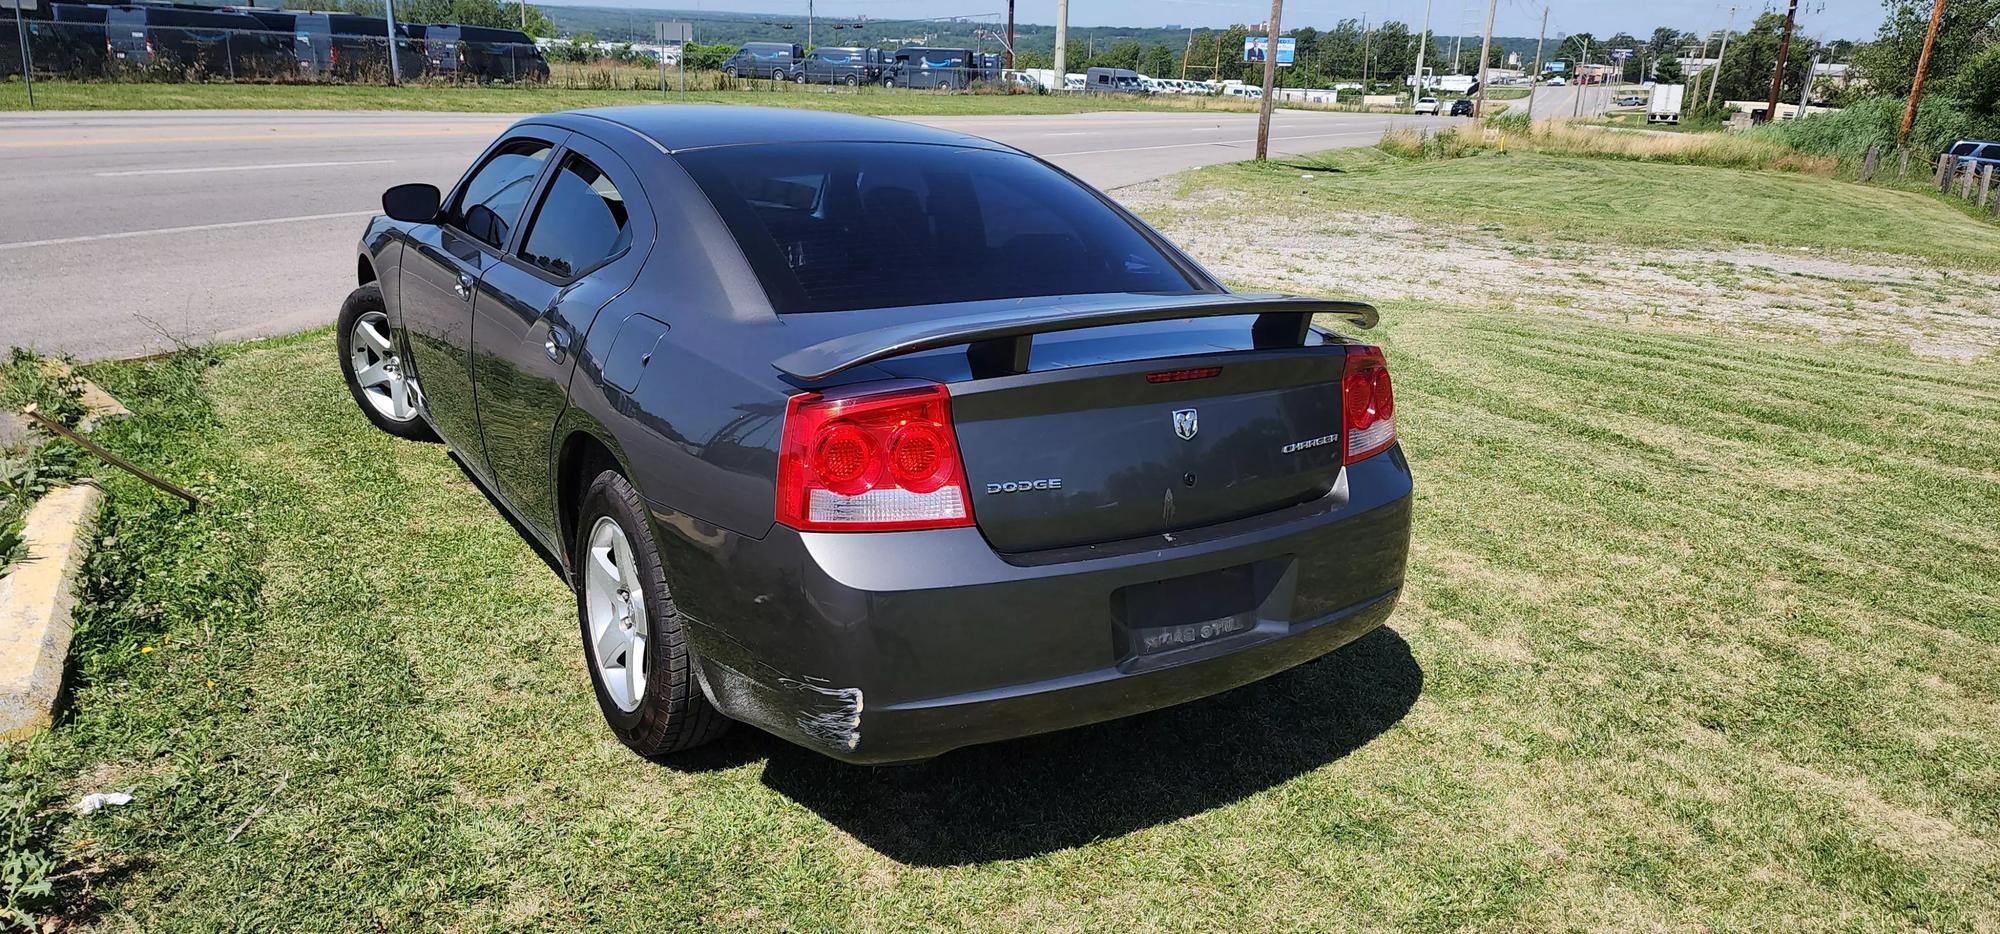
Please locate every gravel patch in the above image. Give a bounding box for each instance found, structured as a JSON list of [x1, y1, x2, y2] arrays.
[[1120, 179, 2000, 360]]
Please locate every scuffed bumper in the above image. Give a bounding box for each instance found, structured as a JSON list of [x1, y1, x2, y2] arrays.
[[662, 450, 1413, 765]]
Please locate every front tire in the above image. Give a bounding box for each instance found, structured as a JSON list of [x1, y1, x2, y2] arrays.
[[844, 73, 859, 87], [575, 469, 731, 757], [337, 284, 436, 442]]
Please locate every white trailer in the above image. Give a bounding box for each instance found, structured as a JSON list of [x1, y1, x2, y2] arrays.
[[1649, 83, 1686, 124]]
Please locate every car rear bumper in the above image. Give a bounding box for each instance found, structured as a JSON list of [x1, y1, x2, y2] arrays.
[[663, 449, 1413, 765]]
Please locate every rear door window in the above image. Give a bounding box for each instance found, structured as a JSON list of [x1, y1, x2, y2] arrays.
[[1978, 144, 2000, 160], [518, 154, 632, 279], [676, 142, 1199, 313], [450, 138, 553, 249]]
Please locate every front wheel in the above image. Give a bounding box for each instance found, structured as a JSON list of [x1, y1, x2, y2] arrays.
[[575, 469, 731, 757], [844, 73, 859, 87], [771, 67, 785, 81], [722, 66, 737, 79], [337, 284, 436, 442], [796, 70, 808, 84]]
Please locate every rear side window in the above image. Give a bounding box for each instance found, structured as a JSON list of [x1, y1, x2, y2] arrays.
[[519, 155, 633, 279], [1951, 142, 1977, 156], [452, 139, 552, 249], [676, 142, 1198, 313], [1979, 144, 2000, 160]]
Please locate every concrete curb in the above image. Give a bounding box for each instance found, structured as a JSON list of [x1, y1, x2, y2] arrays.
[[0, 368, 128, 740], [0, 483, 103, 740]]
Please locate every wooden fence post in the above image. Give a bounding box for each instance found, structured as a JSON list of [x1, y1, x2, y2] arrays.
[[1962, 161, 1978, 199], [1937, 153, 1954, 191], [1860, 144, 1879, 182], [1983, 165, 1995, 209], [1899, 150, 1910, 179]]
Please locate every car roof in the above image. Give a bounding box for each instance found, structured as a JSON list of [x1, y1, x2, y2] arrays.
[[544, 106, 1015, 155]]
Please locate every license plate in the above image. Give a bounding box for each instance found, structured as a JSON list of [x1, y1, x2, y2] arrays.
[[1133, 615, 1253, 655]]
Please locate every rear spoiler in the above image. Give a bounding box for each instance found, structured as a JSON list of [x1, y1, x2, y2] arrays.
[[772, 294, 1378, 382]]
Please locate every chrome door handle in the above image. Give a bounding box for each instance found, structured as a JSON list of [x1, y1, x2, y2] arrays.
[[544, 328, 570, 364], [453, 272, 474, 300]]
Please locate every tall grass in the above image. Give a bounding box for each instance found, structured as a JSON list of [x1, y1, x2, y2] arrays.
[[1380, 119, 1838, 174], [1749, 95, 1994, 162]]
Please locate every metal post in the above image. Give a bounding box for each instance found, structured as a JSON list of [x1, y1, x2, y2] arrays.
[[1254, 0, 1282, 160], [679, 31, 685, 100], [12, 0, 33, 109], [1798, 50, 1817, 114], [383, 0, 401, 85], [1006, 0, 1015, 70], [1572, 39, 1588, 116]]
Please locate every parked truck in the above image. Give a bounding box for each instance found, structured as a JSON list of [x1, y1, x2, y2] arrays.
[[1648, 83, 1686, 124]]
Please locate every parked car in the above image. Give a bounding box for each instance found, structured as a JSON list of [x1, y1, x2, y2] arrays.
[[1614, 94, 1646, 107], [1413, 96, 1441, 114], [340, 106, 1412, 764], [1545, 76, 1567, 86], [1947, 139, 2000, 170], [721, 41, 800, 80], [797, 45, 879, 86], [1448, 98, 1474, 116]]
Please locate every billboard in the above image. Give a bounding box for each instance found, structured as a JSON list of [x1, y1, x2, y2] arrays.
[[1242, 36, 1296, 66], [1546, 61, 1566, 72]]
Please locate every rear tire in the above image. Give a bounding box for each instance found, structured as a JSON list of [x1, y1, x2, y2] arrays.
[[844, 73, 859, 87], [336, 284, 436, 442], [771, 67, 785, 81], [574, 469, 731, 757]]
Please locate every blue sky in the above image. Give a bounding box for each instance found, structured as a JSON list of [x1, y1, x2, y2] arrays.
[[541, 0, 1891, 42]]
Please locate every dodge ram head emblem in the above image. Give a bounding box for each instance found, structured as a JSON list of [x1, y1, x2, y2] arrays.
[[1173, 408, 1199, 441]]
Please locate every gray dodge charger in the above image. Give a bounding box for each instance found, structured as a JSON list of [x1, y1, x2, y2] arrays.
[[338, 106, 1411, 764]]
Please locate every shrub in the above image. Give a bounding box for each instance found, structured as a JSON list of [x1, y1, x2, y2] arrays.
[[1748, 95, 2000, 162]]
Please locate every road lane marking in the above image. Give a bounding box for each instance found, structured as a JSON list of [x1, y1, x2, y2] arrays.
[[0, 210, 376, 252], [1043, 128, 1386, 157], [0, 125, 505, 150], [95, 159, 395, 177]]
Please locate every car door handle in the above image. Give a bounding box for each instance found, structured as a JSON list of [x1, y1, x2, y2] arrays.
[[453, 272, 474, 301], [544, 327, 570, 364]]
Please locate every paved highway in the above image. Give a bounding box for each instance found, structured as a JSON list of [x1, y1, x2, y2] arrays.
[[0, 107, 1455, 359]]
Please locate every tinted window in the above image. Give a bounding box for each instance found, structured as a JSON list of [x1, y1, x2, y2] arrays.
[[452, 139, 551, 249], [1950, 142, 1977, 156], [1979, 144, 2000, 159], [677, 143, 1198, 313], [519, 155, 633, 279]]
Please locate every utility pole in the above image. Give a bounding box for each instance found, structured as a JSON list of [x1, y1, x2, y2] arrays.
[[1572, 38, 1589, 116], [1474, 0, 1496, 116], [1526, 5, 1546, 119], [1898, 0, 1947, 147], [1053, 0, 1068, 87], [1799, 49, 1818, 112], [519, 0, 526, 31], [1763, 0, 1799, 123], [1709, 6, 1734, 104], [1255, 0, 1283, 161], [1414, 0, 1431, 94], [1360, 14, 1372, 87], [1181, 26, 1193, 79], [1006, 0, 1015, 69], [807, 0, 814, 47], [383, 0, 402, 85]]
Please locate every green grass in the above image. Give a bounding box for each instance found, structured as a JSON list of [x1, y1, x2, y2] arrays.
[[0, 78, 1264, 115], [2, 153, 1997, 930], [1174, 147, 2000, 269]]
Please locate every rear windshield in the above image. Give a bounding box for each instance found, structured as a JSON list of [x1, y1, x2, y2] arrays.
[[676, 142, 1199, 313]]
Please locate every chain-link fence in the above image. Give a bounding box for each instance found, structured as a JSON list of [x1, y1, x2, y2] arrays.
[[1, 14, 551, 84]]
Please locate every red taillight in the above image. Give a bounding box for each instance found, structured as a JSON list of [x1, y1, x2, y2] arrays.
[[1145, 366, 1221, 384], [1341, 346, 1396, 465], [776, 382, 974, 532]]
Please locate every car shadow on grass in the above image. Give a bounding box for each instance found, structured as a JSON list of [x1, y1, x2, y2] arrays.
[[665, 626, 1421, 866]]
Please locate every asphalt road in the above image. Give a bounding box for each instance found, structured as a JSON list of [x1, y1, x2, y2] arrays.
[[0, 107, 1455, 360]]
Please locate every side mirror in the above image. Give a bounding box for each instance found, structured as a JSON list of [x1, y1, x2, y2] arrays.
[[382, 183, 442, 223]]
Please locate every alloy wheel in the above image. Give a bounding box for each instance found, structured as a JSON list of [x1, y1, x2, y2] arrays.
[[348, 311, 418, 422], [584, 515, 649, 713]]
